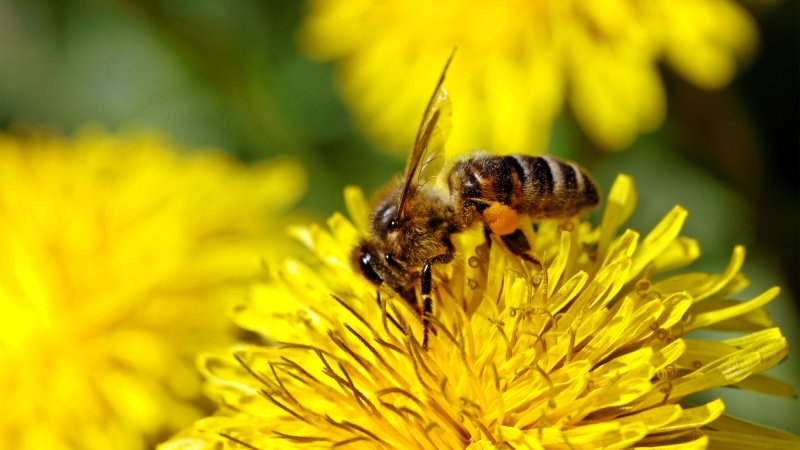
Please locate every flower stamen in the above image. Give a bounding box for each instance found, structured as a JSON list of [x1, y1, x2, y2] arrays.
[[219, 433, 259, 450]]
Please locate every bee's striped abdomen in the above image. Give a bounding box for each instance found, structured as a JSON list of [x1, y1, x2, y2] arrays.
[[449, 154, 600, 222], [516, 155, 600, 218], [450, 155, 525, 211]]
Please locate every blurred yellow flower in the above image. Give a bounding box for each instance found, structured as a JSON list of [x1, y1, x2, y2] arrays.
[[162, 175, 797, 449], [300, 0, 758, 152], [0, 128, 305, 450]]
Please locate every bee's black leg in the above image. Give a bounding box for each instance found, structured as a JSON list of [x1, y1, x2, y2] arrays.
[[500, 229, 530, 255], [422, 296, 433, 346], [420, 252, 454, 348], [501, 229, 542, 270], [483, 224, 493, 248]]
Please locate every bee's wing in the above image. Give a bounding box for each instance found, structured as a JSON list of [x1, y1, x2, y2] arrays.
[[415, 87, 451, 186], [397, 51, 455, 220]]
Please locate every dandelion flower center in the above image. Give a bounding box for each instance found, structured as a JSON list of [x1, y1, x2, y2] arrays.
[[163, 174, 797, 449]]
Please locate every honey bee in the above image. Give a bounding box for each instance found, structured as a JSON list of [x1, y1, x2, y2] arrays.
[[352, 53, 600, 347]]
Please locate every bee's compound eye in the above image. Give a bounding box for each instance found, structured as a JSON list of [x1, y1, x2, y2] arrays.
[[358, 249, 383, 285], [376, 202, 399, 231]]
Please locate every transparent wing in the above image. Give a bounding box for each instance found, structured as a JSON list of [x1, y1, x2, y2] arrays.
[[397, 51, 455, 220], [416, 87, 451, 186]]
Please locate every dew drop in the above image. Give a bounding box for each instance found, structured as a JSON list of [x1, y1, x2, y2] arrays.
[[635, 279, 651, 294], [468, 256, 479, 268], [468, 278, 479, 290], [693, 360, 703, 370]]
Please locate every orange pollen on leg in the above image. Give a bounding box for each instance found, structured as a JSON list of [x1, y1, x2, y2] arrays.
[[484, 202, 520, 236]]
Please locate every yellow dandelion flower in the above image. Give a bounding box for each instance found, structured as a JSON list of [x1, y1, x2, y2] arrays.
[[163, 173, 798, 449], [299, 0, 759, 152], [0, 128, 305, 450]]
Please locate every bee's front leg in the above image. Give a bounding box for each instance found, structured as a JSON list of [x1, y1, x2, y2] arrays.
[[420, 252, 454, 348]]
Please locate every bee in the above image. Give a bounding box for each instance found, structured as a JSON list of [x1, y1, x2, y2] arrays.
[[352, 52, 600, 348]]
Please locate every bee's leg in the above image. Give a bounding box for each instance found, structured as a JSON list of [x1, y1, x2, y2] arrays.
[[422, 296, 433, 346], [420, 252, 454, 348], [483, 224, 493, 248], [500, 228, 530, 257], [501, 229, 543, 271]]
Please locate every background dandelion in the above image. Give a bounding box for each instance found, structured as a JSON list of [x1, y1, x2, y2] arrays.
[[300, 0, 758, 153], [0, 0, 797, 440], [0, 128, 304, 449]]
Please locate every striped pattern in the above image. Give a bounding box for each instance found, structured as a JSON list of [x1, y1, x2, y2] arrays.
[[450, 154, 600, 221]]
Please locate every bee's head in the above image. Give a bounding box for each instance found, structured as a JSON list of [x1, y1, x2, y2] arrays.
[[365, 187, 413, 257], [351, 239, 416, 301], [366, 182, 456, 267]]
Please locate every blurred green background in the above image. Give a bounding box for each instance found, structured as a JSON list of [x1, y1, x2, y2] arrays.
[[1, 0, 798, 434]]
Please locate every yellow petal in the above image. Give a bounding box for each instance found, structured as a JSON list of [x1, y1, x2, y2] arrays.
[[671, 335, 788, 398], [706, 430, 800, 450], [629, 206, 688, 282], [707, 414, 800, 441], [597, 174, 637, 261], [633, 434, 708, 449], [344, 186, 370, 233], [651, 236, 701, 272], [695, 246, 747, 302], [687, 287, 779, 330], [547, 231, 573, 297], [654, 399, 725, 433], [733, 374, 796, 397]]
